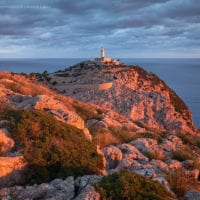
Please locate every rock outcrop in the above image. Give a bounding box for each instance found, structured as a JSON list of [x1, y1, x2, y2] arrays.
[[0, 156, 26, 188], [0, 175, 102, 200], [47, 61, 198, 134], [183, 189, 200, 200], [0, 128, 14, 155]]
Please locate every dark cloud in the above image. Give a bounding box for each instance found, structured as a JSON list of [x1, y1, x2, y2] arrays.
[[0, 0, 199, 57]]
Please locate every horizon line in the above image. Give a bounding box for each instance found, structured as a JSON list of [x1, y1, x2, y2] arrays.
[[0, 57, 200, 59]]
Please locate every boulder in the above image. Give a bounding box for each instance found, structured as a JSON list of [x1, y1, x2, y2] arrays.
[[75, 175, 102, 200], [183, 189, 200, 200], [15, 183, 49, 200], [0, 128, 14, 155], [0, 156, 26, 187], [149, 159, 168, 172], [74, 186, 100, 200], [186, 169, 200, 180], [129, 138, 158, 152], [47, 177, 75, 200], [75, 175, 102, 193], [165, 159, 182, 169], [0, 176, 75, 200], [102, 145, 122, 170], [117, 143, 148, 162], [133, 168, 157, 178]]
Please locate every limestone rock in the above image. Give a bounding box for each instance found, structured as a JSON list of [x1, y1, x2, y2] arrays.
[[0, 128, 14, 155], [74, 186, 100, 200], [165, 159, 182, 169], [117, 143, 148, 162], [149, 159, 168, 172], [46, 177, 75, 200], [0, 156, 26, 187], [183, 189, 200, 200], [6, 93, 87, 131], [0, 176, 75, 200], [15, 183, 49, 200], [129, 138, 158, 152], [75, 175, 102, 200], [75, 175, 102, 192], [102, 145, 122, 170], [186, 169, 200, 180]]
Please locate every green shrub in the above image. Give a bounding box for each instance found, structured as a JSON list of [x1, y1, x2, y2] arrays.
[[94, 170, 173, 200], [0, 109, 103, 184]]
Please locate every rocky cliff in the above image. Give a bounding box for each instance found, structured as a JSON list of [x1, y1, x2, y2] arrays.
[[46, 61, 198, 135]]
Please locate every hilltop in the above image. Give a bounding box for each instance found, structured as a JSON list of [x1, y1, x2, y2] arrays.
[[46, 60, 198, 135], [0, 61, 200, 200]]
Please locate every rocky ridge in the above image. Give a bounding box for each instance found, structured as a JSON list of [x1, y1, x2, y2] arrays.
[[47, 61, 198, 135]]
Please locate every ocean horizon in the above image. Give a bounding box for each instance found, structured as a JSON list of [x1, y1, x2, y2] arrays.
[[0, 58, 199, 128]]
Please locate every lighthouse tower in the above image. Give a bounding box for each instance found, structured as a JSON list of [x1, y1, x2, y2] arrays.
[[101, 47, 105, 58]]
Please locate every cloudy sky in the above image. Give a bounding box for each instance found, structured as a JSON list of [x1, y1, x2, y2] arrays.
[[0, 0, 200, 58]]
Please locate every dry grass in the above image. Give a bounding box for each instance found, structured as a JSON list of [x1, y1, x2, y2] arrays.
[[143, 149, 165, 161], [0, 72, 54, 96], [166, 169, 193, 198], [89, 125, 135, 147], [172, 145, 194, 161]]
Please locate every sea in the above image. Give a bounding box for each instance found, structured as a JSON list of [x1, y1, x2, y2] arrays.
[[0, 58, 199, 128]]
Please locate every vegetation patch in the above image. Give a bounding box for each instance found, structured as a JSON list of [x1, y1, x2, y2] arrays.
[[177, 132, 200, 148], [0, 109, 103, 184], [0, 72, 54, 96], [72, 101, 103, 121], [172, 145, 193, 161], [94, 170, 173, 200], [132, 131, 167, 144], [89, 125, 135, 147], [167, 169, 192, 198], [143, 149, 165, 161]]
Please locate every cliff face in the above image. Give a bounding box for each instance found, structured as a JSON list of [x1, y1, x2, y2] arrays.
[[47, 61, 197, 134]]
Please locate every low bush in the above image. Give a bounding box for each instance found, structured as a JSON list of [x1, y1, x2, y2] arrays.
[[108, 126, 135, 143], [178, 132, 200, 148], [72, 101, 103, 121], [172, 146, 193, 161], [167, 169, 191, 198], [143, 149, 165, 161], [89, 125, 135, 147], [94, 170, 173, 200], [0, 109, 103, 184]]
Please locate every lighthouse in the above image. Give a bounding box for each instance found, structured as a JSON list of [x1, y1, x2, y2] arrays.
[[101, 47, 105, 58]]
